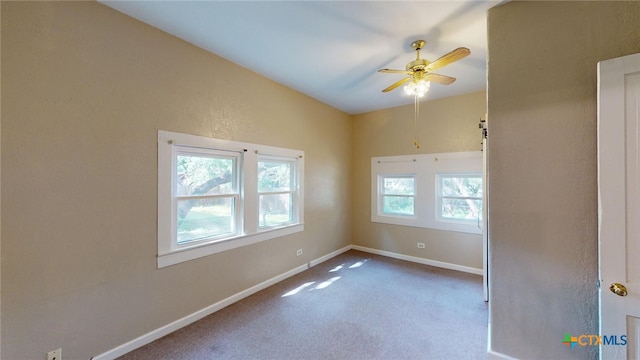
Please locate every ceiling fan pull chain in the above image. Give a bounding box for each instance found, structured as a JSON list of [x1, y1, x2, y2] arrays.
[[414, 94, 421, 149]]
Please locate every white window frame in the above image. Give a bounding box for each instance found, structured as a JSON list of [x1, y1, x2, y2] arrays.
[[378, 174, 417, 218], [435, 173, 483, 225], [158, 130, 304, 268], [257, 154, 300, 230], [371, 151, 482, 234], [173, 147, 242, 246]]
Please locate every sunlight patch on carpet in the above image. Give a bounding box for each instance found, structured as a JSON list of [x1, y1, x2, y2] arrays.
[[314, 276, 341, 290], [281, 282, 315, 297]]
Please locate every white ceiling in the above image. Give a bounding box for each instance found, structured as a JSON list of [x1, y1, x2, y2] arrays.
[[100, 1, 499, 115]]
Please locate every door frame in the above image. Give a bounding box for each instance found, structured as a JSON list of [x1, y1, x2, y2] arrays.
[[597, 52, 640, 360]]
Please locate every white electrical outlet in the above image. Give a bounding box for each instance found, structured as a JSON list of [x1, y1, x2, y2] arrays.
[[47, 348, 62, 360], [296, 249, 303, 256], [417, 242, 425, 249]]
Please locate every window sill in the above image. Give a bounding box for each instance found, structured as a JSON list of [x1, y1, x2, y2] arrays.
[[371, 216, 481, 235], [157, 224, 304, 268]]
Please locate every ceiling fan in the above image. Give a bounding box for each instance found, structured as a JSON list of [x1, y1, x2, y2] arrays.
[[378, 40, 470, 95], [379, 40, 470, 149]]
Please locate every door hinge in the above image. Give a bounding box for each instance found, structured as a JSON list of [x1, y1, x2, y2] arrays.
[[479, 118, 488, 138], [479, 117, 488, 151]]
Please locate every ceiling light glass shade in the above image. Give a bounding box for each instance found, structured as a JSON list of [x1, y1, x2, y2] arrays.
[[403, 79, 430, 97]]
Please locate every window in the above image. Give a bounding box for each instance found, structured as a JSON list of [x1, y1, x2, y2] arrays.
[[175, 149, 241, 245], [158, 130, 304, 268], [258, 156, 298, 229], [371, 152, 483, 234], [437, 174, 483, 222], [379, 175, 416, 216]]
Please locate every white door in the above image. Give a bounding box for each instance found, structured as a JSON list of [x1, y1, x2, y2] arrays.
[[598, 52, 640, 360]]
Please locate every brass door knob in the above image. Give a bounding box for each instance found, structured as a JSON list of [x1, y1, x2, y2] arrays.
[[610, 283, 628, 297]]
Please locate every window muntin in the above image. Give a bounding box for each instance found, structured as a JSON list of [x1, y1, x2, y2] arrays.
[[437, 174, 483, 222], [380, 175, 416, 216], [174, 150, 240, 245], [258, 157, 297, 228]]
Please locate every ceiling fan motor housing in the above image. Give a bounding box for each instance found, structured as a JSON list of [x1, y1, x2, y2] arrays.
[[406, 59, 430, 72]]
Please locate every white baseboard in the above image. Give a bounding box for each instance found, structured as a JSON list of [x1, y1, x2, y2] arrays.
[[92, 245, 481, 359], [91, 263, 309, 360], [487, 350, 519, 360], [351, 245, 483, 275], [308, 245, 351, 267], [487, 326, 519, 360]]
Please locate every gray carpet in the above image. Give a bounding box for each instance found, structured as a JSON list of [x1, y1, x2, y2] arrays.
[[119, 250, 488, 360]]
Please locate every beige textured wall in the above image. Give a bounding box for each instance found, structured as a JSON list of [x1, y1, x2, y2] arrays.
[[352, 91, 486, 269], [1, 2, 351, 359], [487, 2, 640, 359]]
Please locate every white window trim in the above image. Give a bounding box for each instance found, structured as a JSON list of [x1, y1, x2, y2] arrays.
[[371, 151, 483, 234], [378, 173, 417, 218], [172, 147, 243, 247], [435, 173, 483, 225], [158, 130, 304, 268], [257, 154, 300, 230]]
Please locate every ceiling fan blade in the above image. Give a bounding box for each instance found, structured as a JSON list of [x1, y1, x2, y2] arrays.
[[425, 73, 456, 85], [378, 68, 411, 74], [426, 47, 471, 71], [382, 77, 411, 92]]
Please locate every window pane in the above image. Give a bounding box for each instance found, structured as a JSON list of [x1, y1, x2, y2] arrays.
[[259, 193, 292, 227], [441, 198, 482, 220], [383, 177, 415, 195], [383, 195, 415, 215], [177, 198, 234, 244], [258, 161, 291, 192], [176, 154, 234, 196], [441, 176, 482, 197]]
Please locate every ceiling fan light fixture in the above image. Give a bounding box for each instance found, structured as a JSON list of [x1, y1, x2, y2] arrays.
[[403, 79, 430, 97]]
